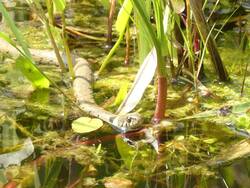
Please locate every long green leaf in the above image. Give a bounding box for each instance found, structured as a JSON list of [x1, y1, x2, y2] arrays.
[[98, 29, 126, 74], [115, 0, 133, 35], [135, 0, 152, 63], [132, 0, 158, 50], [132, 0, 165, 76]]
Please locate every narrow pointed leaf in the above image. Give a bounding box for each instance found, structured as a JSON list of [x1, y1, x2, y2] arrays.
[[117, 48, 157, 114], [111, 82, 129, 107], [115, 0, 133, 35]]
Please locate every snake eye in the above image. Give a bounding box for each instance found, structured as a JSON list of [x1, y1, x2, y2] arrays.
[[127, 116, 133, 123]]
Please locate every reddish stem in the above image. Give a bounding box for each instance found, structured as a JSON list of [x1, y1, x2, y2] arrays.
[[4, 181, 18, 188], [78, 128, 145, 145], [152, 76, 167, 124]]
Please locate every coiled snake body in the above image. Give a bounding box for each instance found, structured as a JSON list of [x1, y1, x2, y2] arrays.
[[0, 39, 143, 133]]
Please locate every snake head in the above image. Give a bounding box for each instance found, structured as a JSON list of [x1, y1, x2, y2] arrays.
[[112, 112, 143, 133]]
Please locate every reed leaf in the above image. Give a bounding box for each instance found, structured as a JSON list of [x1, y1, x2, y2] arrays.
[[115, 0, 133, 35]]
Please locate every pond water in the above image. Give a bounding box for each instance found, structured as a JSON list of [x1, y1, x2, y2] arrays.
[[0, 0, 250, 188]]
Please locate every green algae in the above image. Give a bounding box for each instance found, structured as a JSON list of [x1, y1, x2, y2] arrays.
[[0, 0, 250, 187]]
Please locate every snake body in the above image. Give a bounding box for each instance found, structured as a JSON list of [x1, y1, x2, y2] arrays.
[[73, 57, 143, 132], [0, 39, 143, 132]]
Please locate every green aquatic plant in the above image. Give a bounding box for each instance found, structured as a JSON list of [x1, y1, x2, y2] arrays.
[[0, 3, 50, 89], [26, 0, 66, 72], [47, 0, 75, 78]]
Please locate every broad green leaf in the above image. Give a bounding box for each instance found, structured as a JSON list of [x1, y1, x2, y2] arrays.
[[53, 0, 66, 13], [115, 0, 133, 35], [72, 117, 103, 133], [16, 56, 50, 88]]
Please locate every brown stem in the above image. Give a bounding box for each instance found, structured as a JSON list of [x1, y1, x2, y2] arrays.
[[45, 21, 66, 72], [189, 0, 229, 81], [106, 0, 116, 48], [152, 76, 167, 123]]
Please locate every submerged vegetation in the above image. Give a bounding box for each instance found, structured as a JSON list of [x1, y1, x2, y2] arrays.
[[0, 0, 250, 187]]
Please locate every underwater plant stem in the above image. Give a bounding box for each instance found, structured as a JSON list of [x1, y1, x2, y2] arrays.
[[241, 59, 249, 96], [98, 28, 125, 75], [107, 0, 116, 47], [46, 0, 54, 25], [189, 0, 229, 81], [61, 12, 75, 78], [45, 21, 66, 72], [29, 0, 66, 72], [153, 76, 167, 123], [186, 0, 197, 85]]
